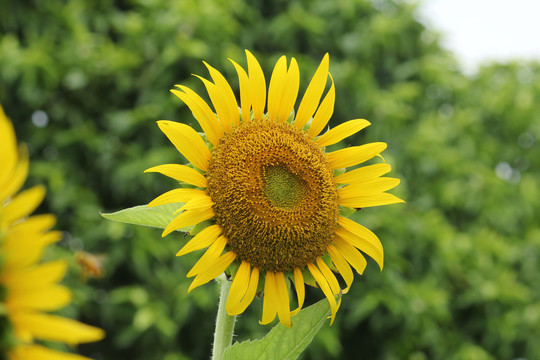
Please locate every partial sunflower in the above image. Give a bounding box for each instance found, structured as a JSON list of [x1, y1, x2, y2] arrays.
[[0, 106, 104, 360], [146, 51, 403, 327]]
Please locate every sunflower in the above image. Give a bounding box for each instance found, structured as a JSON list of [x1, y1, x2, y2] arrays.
[[0, 106, 104, 359], [146, 51, 403, 327]]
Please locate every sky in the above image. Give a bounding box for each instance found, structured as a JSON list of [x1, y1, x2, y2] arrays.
[[418, 0, 540, 72]]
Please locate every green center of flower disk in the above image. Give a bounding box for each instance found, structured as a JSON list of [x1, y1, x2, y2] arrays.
[[206, 119, 339, 272]]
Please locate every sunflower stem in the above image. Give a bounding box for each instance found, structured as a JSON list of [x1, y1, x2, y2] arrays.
[[212, 273, 236, 360]]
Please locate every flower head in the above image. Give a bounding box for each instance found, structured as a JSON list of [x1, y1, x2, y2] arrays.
[[0, 106, 104, 359], [147, 51, 403, 327]]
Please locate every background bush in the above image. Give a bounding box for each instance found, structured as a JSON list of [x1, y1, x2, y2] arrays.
[[1, 0, 539, 359]]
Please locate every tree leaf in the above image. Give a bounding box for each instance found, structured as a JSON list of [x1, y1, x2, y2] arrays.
[[101, 203, 187, 230], [223, 298, 333, 360]]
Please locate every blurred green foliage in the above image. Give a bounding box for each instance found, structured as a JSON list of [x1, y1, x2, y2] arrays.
[[1, 0, 539, 359]]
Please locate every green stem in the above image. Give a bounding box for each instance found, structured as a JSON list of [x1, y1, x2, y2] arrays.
[[212, 273, 236, 360]]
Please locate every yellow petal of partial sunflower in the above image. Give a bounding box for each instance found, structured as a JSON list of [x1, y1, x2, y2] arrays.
[[308, 75, 335, 138], [176, 224, 222, 256], [338, 216, 384, 269], [291, 268, 305, 316], [315, 257, 341, 295], [294, 53, 329, 129], [10, 312, 105, 344], [334, 163, 391, 185], [2, 185, 45, 226], [274, 271, 292, 327], [327, 142, 387, 170], [335, 227, 383, 270], [195, 76, 235, 133], [338, 192, 405, 209], [6, 285, 72, 311], [3, 231, 62, 270], [233, 266, 259, 315], [333, 236, 367, 275], [226, 261, 251, 315], [327, 245, 354, 293], [0, 105, 18, 188], [148, 188, 207, 207], [338, 177, 401, 198], [277, 58, 300, 123], [162, 207, 215, 237], [9, 344, 95, 360], [8, 213, 56, 234], [203, 61, 240, 127], [188, 251, 236, 292], [145, 164, 207, 188], [316, 119, 371, 147], [174, 195, 213, 214], [307, 262, 339, 325], [246, 50, 266, 121], [186, 235, 227, 277], [0, 145, 29, 202], [1, 260, 67, 290], [170, 87, 224, 146], [229, 59, 252, 123], [260, 271, 278, 325], [267, 56, 288, 122], [157, 121, 211, 171]]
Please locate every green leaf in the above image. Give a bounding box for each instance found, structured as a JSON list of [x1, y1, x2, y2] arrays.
[[101, 203, 190, 231], [223, 298, 333, 360]]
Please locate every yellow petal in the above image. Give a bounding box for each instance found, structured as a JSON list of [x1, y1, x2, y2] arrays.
[[203, 61, 240, 127], [232, 266, 259, 315], [175, 195, 213, 214], [338, 216, 384, 269], [0, 145, 29, 202], [267, 56, 288, 122], [3, 231, 62, 270], [316, 119, 371, 147], [176, 224, 222, 256], [277, 58, 300, 123], [334, 163, 391, 185], [315, 257, 341, 295], [194, 75, 234, 133], [145, 164, 207, 188], [327, 245, 354, 293], [186, 235, 227, 277], [147, 188, 207, 207], [229, 59, 252, 123], [338, 178, 401, 198], [260, 271, 278, 325], [308, 75, 335, 138], [3, 185, 45, 226], [10, 312, 105, 344], [226, 261, 251, 315], [9, 344, 96, 360], [333, 236, 367, 275], [188, 251, 236, 292], [246, 50, 266, 121], [162, 207, 215, 237], [327, 142, 387, 169], [307, 262, 339, 325], [0, 105, 18, 189], [338, 192, 405, 208], [6, 284, 71, 311], [157, 120, 211, 171], [9, 214, 56, 234], [294, 53, 329, 129], [274, 271, 292, 327], [291, 268, 305, 316], [1, 260, 67, 290], [170, 87, 224, 146]]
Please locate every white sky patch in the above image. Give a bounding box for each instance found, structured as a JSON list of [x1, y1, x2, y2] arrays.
[[417, 0, 540, 72]]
